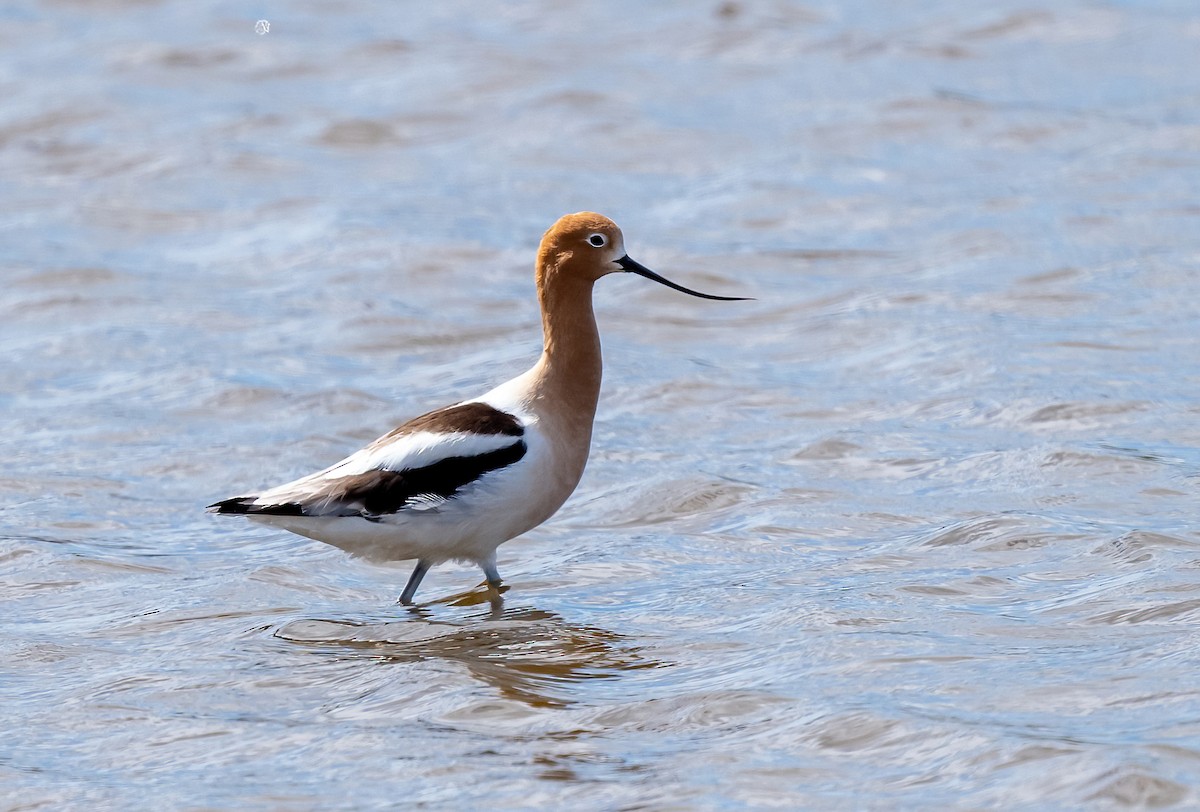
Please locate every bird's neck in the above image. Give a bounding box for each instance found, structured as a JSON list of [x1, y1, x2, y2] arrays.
[[531, 275, 603, 429]]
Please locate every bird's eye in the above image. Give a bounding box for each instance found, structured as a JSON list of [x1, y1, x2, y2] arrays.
[[588, 233, 607, 247]]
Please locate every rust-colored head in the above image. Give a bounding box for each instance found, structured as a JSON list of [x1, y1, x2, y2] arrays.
[[536, 211, 628, 287]]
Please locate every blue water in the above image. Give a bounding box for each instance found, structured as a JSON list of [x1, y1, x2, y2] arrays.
[[3, 1, 1200, 808]]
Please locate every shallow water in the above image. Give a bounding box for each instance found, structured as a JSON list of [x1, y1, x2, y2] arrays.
[[3, 1, 1200, 808]]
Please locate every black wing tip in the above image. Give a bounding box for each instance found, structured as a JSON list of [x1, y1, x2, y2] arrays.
[[207, 497, 305, 516], [208, 496, 253, 514]]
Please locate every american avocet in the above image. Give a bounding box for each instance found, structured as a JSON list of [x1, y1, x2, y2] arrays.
[[209, 212, 748, 604]]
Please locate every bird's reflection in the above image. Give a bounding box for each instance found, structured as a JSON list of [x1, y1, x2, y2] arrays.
[[275, 589, 660, 708]]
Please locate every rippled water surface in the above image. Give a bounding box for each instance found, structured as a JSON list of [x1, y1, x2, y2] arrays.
[[4, 1, 1200, 808]]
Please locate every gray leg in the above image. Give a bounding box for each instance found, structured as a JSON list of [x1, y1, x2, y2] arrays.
[[482, 556, 502, 588], [399, 559, 431, 605]]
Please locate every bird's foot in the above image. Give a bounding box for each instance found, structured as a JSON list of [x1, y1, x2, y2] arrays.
[[440, 582, 506, 607]]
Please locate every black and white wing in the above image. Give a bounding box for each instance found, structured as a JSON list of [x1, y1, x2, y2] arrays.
[[208, 402, 527, 520]]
